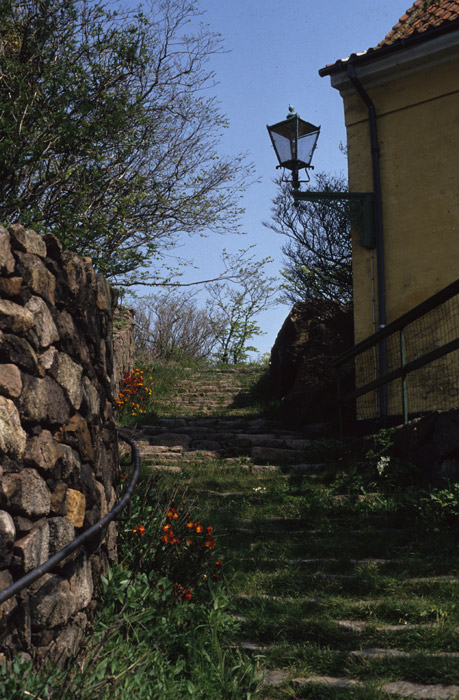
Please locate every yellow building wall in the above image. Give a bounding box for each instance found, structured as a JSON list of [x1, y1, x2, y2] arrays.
[[343, 56, 459, 417]]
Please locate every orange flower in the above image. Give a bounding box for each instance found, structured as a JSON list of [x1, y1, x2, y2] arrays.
[[167, 507, 179, 520], [173, 583, 193, 602], [195, 523, 203, 534], [132, 525, 146, 535], [186, 521, 194, 530]]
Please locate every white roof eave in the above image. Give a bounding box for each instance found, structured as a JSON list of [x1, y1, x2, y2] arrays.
[[329, 29, 459, 97]]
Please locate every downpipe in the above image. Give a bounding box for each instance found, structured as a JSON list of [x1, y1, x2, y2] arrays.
[[346, 63, 388, 417]]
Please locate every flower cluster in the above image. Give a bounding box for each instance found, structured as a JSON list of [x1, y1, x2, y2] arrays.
[[123, 494, 223, 606], [160, 511, 216, 551], [212, 559, 223, 582], [157, 506, 222, 599], [161, 523, 181, 545], [132, 525, 146, 535], [116, 368, 153, 418], [185, 521, 215, 550], [173, 582, 193, 602]]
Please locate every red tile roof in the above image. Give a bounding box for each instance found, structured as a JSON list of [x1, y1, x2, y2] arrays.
[[319, 0, 459, 75], [377, 0, 459, 48]]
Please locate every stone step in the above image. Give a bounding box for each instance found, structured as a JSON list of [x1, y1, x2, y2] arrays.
[[285, 462, 327, 471], [234, 616, 456, 635], [287, 676, 459, 699], [238, 641, 267, 653], [250, 464, 280, 473], [346, 648, 459, 659], [161, 424, 322, 442], [241, 643, 459, 661], [250, 446, 310, 464], [235, 593, 320, 604], [381, 681, 459, 699], [138, 433, 314, 448], [297, 573, 459, 584], [410, 576, 459, 583], [240, 517, 318, 529], [193, 490, 246, 499], [336, 620, 458, 633], [147, 449, 221, 462], [239, 528, 410, 539], [235, 525, 410, 536], [144, 464, 182, 473], [236, 570, 459, 586], [239, 557, 403, 567], [332, 492, 381, 503], [235, 594, 454, 619], [291, 675, 361, 690], [173, 384, 247, 391], [291, 557, 401, 566]]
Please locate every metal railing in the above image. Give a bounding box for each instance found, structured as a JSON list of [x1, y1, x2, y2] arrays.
[[333, 279, 459, 434], [0, 432, 140, 607]]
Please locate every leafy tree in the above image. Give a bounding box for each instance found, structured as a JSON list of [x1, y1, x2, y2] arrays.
[[206, 251, 277, 364], [265, 173, 352, 305], [0, 0, 250, 281], [132, 249, 278, 365], [133, 291, 217, 362]]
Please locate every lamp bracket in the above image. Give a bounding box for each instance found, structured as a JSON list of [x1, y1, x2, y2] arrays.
[[292, 190, 376, 249]]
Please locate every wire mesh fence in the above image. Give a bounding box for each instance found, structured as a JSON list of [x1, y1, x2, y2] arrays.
[[334, 279, 459, 429]]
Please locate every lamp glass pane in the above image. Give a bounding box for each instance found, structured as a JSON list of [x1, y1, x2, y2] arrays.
[[270, 131, 294, 166], [297, 131, 319, 167]]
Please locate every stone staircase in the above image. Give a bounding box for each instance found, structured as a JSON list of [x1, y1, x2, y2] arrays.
[[120, 366, 459, 700], [154, 365, 266, 416]]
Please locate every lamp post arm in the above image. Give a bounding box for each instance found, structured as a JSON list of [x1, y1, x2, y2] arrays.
[[292, 190, 375, 249]]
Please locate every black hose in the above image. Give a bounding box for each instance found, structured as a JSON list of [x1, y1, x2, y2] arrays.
[[0, 432, 140, 606]]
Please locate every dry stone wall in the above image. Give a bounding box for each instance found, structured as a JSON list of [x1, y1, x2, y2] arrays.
[[270, 300, 354, 425], [0, 224, 124, 664]]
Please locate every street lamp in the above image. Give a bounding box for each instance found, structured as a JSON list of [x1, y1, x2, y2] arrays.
[[266, 105, 320, 190], [267, 105, 375, 250]]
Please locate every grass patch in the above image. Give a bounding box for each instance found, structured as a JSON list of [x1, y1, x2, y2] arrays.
[[2, 470, 262, 698], [159, 446, 459, 698]]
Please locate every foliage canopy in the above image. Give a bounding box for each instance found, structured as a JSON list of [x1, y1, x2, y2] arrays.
[[206, 250, 278, 364], [0, 0, 250, 281], [133, 290, 218, 362], [266, 172, 352, 305]]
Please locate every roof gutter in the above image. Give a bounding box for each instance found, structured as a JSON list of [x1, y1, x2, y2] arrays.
[[319, 18, 459, 77], [345, 63, 387, 415]]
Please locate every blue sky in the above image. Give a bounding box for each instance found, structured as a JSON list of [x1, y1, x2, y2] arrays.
[[140, 0, 412, 358]]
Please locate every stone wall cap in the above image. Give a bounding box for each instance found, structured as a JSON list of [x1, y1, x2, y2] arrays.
[[8, 225, 47, 258]]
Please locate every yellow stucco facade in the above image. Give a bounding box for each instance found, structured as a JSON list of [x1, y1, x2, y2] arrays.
[[322, 32, 459, 419], [344, 55, 459, 345]]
